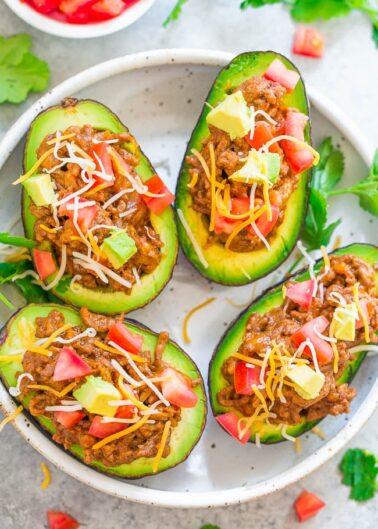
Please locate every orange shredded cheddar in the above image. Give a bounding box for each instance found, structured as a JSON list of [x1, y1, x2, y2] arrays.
[[152, 420, 171, 473], [94, 340, 147, 364], [183, 297, 215, 344], [0, 405, 23, 432], [92, 415, 150, 450], [40, 462, 51, 490], [13, 148, 57, 185]]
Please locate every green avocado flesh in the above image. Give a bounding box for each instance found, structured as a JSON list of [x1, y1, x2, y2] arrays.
[[209, 244, 378, 444], [175, 51, 311, 285], [0, 304, 207, 478], [22, 100, 178, 314]]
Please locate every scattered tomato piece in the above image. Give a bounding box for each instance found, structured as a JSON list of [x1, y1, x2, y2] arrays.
[[293, 26, 325, 59], [47, 510, 80, 529], [294, 490, 326, 522]]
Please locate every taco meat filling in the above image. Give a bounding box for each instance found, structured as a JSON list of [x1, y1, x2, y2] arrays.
[[217, 254, 378, 428], [29, 124, 172, 293], [16, 308, 199, 468], [186, 75, 315, 252]]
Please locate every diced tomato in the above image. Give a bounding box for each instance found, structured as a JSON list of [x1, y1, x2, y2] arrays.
[[58, 197, 98, 233], [29, 0, 60, 13], [291, 316, 333, 364], [294, 490, 326, 522], [293, 26, 325, 59], [213, 211, 236, 235], [53, 347, 92, 382], [282, 111, 314, 174], [142, 175, 175, 215], [264, 58, 300, 92], [89, 142, 114, 188], [107, 322, 143, 354], [251, 204, 280, 237], [234, 361, 261, 395], [230, 197, 250, 215], [216, 412, 250, 445], [356, 299, 370, 329], [88, 415, 128, 439], [47, 511, 80, 529], [286, 279, 316, 310], [161, 367, 198, 408], [115, 404, 135, 419], [54, 410, 85, 429], [89, 0, 126, 21], [59, 0, 96, 15], [33, 249, 57, 281], [244, 122, 280, 153]]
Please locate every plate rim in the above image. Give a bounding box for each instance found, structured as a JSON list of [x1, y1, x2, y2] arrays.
[[0, 48, 376, 509]]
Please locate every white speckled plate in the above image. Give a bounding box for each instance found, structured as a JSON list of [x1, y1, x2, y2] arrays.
[[0, 49, 377, 508]]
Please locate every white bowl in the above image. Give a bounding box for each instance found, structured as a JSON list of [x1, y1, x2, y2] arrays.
[[3, 0, 156, 39], [0, 49, 376, 508]]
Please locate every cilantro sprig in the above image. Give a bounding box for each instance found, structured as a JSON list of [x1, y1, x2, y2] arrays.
[[163, 0, 189, 27], [0, 34, 50, 104], [0, 260, 49, 304], [340, 448, 378, 501], [329, 149, 378, 217]]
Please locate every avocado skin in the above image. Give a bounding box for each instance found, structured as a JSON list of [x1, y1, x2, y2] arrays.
[[0, 303, 207, 478], [22, 99, 178, 315], [175, 51, 312, 286], [208, 243, 378, 444]]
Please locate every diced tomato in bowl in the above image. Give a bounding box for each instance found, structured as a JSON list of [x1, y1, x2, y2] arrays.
[[28, 0, 61, 13], [89, 0, 126, 21]]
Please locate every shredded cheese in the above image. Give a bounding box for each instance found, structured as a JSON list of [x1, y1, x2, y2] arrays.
[[28, 382, 76, 398], [208, 143, 217, 232], [261, 135, 320, 166], [295, 437, 302, 454], [13, 148, 57, 185], [0, 355, 23, 363], [183, 297, 215, 344], [353, 282, 370, 343], [40, 462, 51, 490], [92, 415, 150, 450], [45, 404, 83, 412], [39, 224, 59, 234], [231, 352, 264, 367], [47, 132, 76, 145], [152, 420, 171, 473], [9, 373, 34, 397], [102, 189, 131, 209], [188, 171, 199, 188], [176, 208, 209, 269], [281, 424, 296, 443], [0, 405, 23, 432], [331, 235, 342, 251], [36, 324, 72, 348], [94, 340, 147, 363], [348, 344, 378, 355], [311, 426, 326, 440], [225, 206, 267, 250], [262, 180, 272, 221], [190, 148, 224, 190], [110, 359, 139, 386], [117, 376, 150, 412]]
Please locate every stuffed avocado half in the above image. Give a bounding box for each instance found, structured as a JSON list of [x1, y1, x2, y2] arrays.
[[176, 51, 316, 285], [0, 304, 207, 478], [21, 99, 177, 314], [209, 244, 378, 444]]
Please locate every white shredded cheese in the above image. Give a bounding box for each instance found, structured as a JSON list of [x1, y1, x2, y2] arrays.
[[103, 189, 132, 209], [313, 324, 337, 343], [249, 183, 271, 251], [92, 138, 119, 145], [110, 359, 139, 386], [42, 245, 67, 291], [281, 424, 296, 442], [132, 267, 141, 286], [348, 344, 378, 355], [72, 251, 132, 288], [9, 373, 34, 397], [108, 399, 134, 407], [45, 404, 83, 412], [297, 241, 317, 295], [304, 339, 322, 374], [177, 208, 209, 269]]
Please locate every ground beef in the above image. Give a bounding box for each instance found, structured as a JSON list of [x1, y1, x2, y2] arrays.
[[187, 76, 296, 252], [217, 254, 378, 425], [20, 309, 182, 467], [32, 124, 163, 293]]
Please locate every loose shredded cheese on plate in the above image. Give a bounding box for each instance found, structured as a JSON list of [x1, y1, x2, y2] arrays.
[[152, 420, 171, 473], [311, 426, 326, 440], [40, 462, 51, 490], [0, 405, 23, 432], [182, 297, 215, 344]]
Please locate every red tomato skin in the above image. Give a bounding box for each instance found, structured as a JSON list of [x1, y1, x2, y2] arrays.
[[286, 279, 316, 309], [282, 111, 314, 174], [250, 204, 280, 238], [234, 361, 261, 395], [264, 58, 300, 92], [213, 212, 236, 235], [216, 412, 250, 445], [142, 176, 175, 214], [53, 347, 92, 382], [89, 0, 126, 20], [89, 142, 114, 188], [244, 122, 280, 153], [47, 511, 80, 529], [28, 0, 60, 13], [88, 416, 128, 438], [293, 25, 325, 59], [294, 490, 326, 522], [54, 410, 85, 429], [355, 299, 370, 329], [107, 323, 144, 354], [58, 198, 98, 233], [115, 404, 136, 419], [33, 249, 57, 281], [291, 316, 333, 364], [161, 368, 198, 408], [59, 0, 97, 15]]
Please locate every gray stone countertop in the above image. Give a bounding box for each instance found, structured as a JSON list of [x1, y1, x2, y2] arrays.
[[0, 0, 377, 527]]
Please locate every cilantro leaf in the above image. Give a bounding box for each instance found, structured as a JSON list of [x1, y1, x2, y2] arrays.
[[302, 188, 341, 251], [200, 525, 221, 529], [339, 448, 378, 502], [373, 25, 378, 46], [0, 34, 50, 104], [240, 0, 282, 10], [163, 0, 189, 27], [329, 149, 378, 217], [312, 137, 344, 193], [0, 260, 49, 304]]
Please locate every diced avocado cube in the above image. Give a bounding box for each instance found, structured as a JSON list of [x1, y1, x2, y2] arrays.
[[286, 364, 325, 400], [101, 229, 137, 270], [206, 90, 251, 140], [332, 303, 357, 341], [23, 173, 56, 206], [73, 375, 121, 417], [230, 150, 280, 185]]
